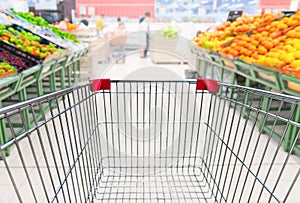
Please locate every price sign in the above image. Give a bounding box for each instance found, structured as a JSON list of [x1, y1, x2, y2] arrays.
[[227, 10, 243, 22], [282, 11, 296, 17]]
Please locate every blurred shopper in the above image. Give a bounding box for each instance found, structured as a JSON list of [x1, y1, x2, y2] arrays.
[[79, 14, 89, 27], [117, 17, 125, 29], [96, 14, 105, 38], [139, 11, 151, 58], [114, 17, 127, 38]]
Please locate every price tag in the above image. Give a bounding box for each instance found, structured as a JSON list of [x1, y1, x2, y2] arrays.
[[282, 11, 296, 17], [227, 10, 243, 22]]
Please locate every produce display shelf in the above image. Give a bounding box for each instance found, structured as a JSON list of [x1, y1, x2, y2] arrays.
[[0, 9, 89, 158], [11, 24, 65, 49], [0, 47, 88, 158], [192, 46, 300, 155], [0, 40, 42, 70], [0, 74, 21, 156]]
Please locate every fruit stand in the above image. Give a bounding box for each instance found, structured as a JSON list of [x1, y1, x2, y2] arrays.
[[150, 25, 182, 63], [0, 11, 89, 156], [191, 12, 300, 155]]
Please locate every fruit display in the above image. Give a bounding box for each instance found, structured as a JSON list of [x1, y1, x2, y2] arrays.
[[51, 27, 80, 43], [193, 13, 279, 52], [13, 11, 48, 27], [0, 62, 17, 79], [193, 31, 234, 51], [193, 12, 300, 78], [11, 11, 80, 43], [217, 14, 278, 34], [155, 25, 179, 39], [0, 25, 62, 59], [0, 62, 17, 73], [0, 51, 27, 71]]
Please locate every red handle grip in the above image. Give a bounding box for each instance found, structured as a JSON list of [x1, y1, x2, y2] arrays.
[[196, 78, 219, 92], [90, 79, 111, 92]]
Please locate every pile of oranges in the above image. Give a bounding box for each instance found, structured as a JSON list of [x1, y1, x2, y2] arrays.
[[194, 12, 300, 70]]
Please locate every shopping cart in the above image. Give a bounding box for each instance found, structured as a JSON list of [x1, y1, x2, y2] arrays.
[[106, 30, 127, 63], [0, 79, 299, 202]]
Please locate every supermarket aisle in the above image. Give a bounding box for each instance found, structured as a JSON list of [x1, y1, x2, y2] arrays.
[[79, 30, 197, 82], [81, 49, 193, 81]]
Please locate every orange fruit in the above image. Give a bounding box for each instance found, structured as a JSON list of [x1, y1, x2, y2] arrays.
[[222, 47, 230, 54], [287, 30, 297, 38], [277, 23, 288, 31], [251, 52, 259, 60], [238, 40, 247, 47], [235, 45, 243, 51], [231, 42, 238, 48], [258, 46, 268, 55], [294, 51, 300, 59], [249, 45, 257, 52], [239, 48, 245, 55], [284, 44, 294, 51], [287, 19, 298, 27], [253, 34, 262, 41], [264, 41, 274, 50], [245, 50, 253, 57], [267, 52, 280, 59], [290, 59, 300, 68], [251, 39, 259, 46], [273, 39, 280, 47], [294, 43, 300, 50], [283, 53, 295, 64], [224, 21, 231, 27], [271, 21, 279, 27], [231, 50, 239, 57], [261, 31, 269, 37], [265, 25, 271, 31], [282, 17, 289, 24]]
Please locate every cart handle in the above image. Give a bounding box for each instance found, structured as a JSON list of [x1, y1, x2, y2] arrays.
[[90, 78, 111, 92], [90, 78, 219, 93]]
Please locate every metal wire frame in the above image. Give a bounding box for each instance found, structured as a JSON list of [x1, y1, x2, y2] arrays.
[[0, 80, 299, 202]]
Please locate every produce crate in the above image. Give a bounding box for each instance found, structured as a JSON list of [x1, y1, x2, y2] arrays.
[[219, 52, 236, 69], [0, 40, 42, 71], [0, 70, 18, 80], [252, 64, 282, 90], [287, 80, 300, 92], [280, 74, 300, 95], [43, 49, 72, 64], [43, 52, 61, 63], [150, 37, 183, 64], [234, 60, 254, 76]]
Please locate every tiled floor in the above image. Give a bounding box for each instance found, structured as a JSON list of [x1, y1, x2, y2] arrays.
[[0, 48, 299, 202]]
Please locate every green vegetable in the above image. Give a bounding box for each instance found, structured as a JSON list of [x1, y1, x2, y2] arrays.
[[155, 25, 179, 39], [8, 27, 15, 32], [50, 26, 79, 43], [13, 10, 79, 43]]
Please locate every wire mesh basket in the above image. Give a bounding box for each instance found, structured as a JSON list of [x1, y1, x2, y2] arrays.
[[0, 79, 299, 202]]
